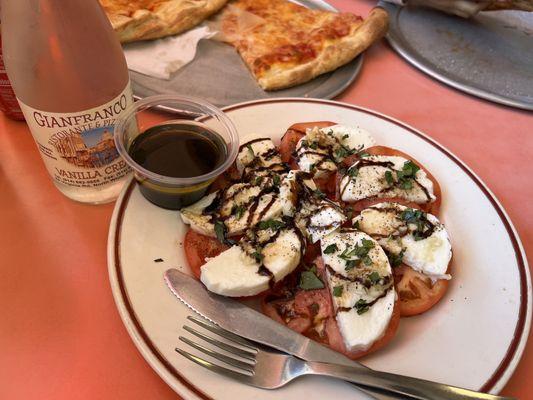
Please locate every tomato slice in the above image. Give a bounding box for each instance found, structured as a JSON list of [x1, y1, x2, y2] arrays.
[[394, 264, 449, 317], [303, 241, 321, 264], [261, 256, 400, 360], [335, 146, 442, 216], [261, 261, 333, 337], [183, 229, 228, 279], [279, 128, 304, 165], [279, 121, 336, 168]]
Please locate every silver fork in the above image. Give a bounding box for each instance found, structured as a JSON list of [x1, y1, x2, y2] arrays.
[[176, 316, 516, 400]]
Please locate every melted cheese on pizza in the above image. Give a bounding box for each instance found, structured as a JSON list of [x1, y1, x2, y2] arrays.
[[221, 0, 363, 79]]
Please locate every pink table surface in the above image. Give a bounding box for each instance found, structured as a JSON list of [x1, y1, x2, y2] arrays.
[[1, 1, 531, 398]]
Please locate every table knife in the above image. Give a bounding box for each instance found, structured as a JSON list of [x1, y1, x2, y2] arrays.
[[164, 268, 405, 400]]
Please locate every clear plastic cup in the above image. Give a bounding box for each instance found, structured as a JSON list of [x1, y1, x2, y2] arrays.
[[114, 95, 239, 209]]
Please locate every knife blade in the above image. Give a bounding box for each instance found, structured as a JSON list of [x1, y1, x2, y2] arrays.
[[164, 268, 403, 400]]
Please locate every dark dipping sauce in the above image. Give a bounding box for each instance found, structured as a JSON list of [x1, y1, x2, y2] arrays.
[[128, 121, 227, 210]]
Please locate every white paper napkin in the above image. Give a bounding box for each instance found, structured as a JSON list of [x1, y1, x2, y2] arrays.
[[123, 25, 215, 80]]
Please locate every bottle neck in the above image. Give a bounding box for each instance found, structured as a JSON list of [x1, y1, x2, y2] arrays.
[[1, 0, 130, 112]]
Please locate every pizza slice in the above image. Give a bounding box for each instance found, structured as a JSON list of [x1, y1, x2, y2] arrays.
[[100, 0, 228, 43], [218, 0, 389, 91]]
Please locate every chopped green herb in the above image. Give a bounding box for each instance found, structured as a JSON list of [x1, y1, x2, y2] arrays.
[[347, 167, 358, 178], [362, 255, 373, 266], [353, 220, 360, 230], [333, 285, 344, 297], [313, 189, 326, 199], [340, 239, 375, 269], [309, 141, 318, 150], [323, 244, 338, 254], [253, 176, 263, 186], [257, 219, 286, 231], [401, 208, 432, 241], [299, 270, 325, 290], [400, 180, 413, 190], [345, 259, 360, 270], [251, 250, 264, 263], [309, 163, 317, 173], [214, 220, 226, 243], [359, 152, 370, 158], [300, 140, 309, 149], [340, 240, 375, 260], [368, 271, 381, 284], [214, 220, 235, 245], [385, 170, 394, 185], [401, 208, 421, 222], [355, 299, 369, 315], [387, 248, 405, 267], [342, 134, 350, 140], [394, 160, 420, 190], [361, 238, 374, 248], [309, 263, 317, 275], [231, 205, 245, 220], [339, 248, 351, 260], [402, 160, 420, 177], [272, 174, 281, 186], [246, 143, 254, 156], [335, 145, 353, 160]]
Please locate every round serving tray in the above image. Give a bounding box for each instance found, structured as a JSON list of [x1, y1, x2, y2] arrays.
[[381, 2, 533, 110], [130, 0, 363, 108]]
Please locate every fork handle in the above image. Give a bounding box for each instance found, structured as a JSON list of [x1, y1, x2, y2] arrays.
[[304, 361, 515, 400]]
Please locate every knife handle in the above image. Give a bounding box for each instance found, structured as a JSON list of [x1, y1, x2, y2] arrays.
[[304, 362, 515, 400]]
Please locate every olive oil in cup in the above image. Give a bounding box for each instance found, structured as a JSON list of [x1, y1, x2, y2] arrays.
[[114, 95, 239, 209]]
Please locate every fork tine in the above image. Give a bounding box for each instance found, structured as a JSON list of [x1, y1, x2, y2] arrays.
[[175, 346, 254, 383], [183, 325, 257, 361], [179, 336, 255, 373], [187, 315, 258, 351]]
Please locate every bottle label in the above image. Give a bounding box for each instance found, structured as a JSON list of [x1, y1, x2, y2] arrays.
[[0, 38, 24, 120], [18, 83, 133, 190]]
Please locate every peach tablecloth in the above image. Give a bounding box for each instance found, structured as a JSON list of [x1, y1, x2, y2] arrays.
[[1, 0, 531, 398]]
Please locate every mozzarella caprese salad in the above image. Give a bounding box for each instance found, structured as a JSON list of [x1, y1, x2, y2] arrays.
[[180, 121, 453, 359]]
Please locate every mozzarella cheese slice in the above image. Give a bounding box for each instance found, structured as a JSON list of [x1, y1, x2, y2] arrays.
[[201, 228, 302, 297], [179, 192, 218, 237], [279, 170, 316, 217], [200, 246, 270, 297], [278, 170, 346, 242], [353, 202, 452, 281], [320, 230, 395, 352], [305, 205, 346, 243], [259, 228, 302, 281], [236, 136, 284, 177], [295, 124, 375, 178], [335, 290, 396, 353], [340, 155, 436, 204], [179, 181, 285, 237], [181, 135, 291, 237]]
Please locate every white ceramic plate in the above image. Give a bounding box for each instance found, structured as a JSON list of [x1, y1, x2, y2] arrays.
[[107, 99, 531, 400]]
